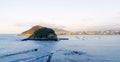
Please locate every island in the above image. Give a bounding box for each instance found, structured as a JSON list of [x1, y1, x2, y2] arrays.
[[22, 27, 58, 41]]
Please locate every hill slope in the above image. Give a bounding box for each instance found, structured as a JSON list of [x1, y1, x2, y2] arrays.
[[19, 25, 70, 36]]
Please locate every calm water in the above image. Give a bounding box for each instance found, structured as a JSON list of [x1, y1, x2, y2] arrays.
[[0, 34, 120, 62]]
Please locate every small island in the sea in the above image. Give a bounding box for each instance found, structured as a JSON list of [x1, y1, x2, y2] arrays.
[[21, 25, 69, 41], [22, 27, 58, 41]]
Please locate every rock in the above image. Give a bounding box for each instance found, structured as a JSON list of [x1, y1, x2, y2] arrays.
[[23, 27, 58, 41]]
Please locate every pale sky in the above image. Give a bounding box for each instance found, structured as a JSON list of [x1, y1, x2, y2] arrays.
[[0, 0, 120, 33]]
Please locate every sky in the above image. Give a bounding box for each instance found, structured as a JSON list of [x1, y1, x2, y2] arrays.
[[0, 0, 120, 33]]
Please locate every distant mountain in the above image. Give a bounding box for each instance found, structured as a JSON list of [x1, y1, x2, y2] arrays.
[[19, 25, 70, 36]]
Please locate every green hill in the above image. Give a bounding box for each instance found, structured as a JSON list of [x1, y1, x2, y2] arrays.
[[19, 25, 70, 36]]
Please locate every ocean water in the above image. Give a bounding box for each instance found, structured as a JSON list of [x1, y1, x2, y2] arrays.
[[0, 34, 120, 62]]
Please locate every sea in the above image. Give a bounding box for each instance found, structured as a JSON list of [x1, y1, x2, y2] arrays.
[[0, 34, 120, 62]]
